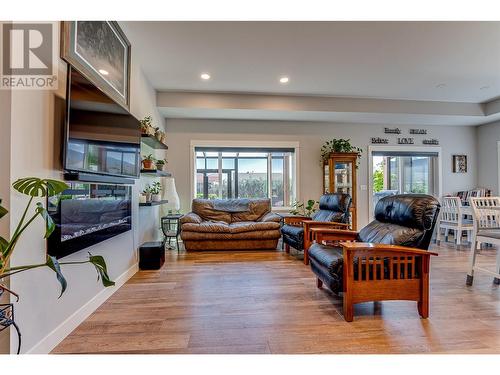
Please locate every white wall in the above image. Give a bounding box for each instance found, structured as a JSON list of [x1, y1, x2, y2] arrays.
[[477, 121, 500, 195], [166, 119, 478, 228], [0, 60, 12, 353], [5, 23, 165, 353]]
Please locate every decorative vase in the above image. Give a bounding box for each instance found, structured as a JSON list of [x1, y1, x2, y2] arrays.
[[156, 163, 164, 171], [162, 177, 180, 214], [152, 194, 161, 202], [139, 195, 147, 204], [145, 192, 152, 202]]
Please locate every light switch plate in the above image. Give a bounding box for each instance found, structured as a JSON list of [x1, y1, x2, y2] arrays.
[[360, 185, 367, 191]]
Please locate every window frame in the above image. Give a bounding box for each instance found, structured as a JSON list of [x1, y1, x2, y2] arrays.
[[190, 140, 300, 210]]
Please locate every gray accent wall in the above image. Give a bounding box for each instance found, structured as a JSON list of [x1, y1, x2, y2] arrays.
[[477, 121, 500, 195], [165, 119, 478, 229]]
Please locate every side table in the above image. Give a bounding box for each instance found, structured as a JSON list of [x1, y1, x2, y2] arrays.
[[161, 214, 182, 251]]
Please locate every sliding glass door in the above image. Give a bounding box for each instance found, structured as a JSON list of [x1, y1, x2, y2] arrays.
[[372, 150, 439, 215]]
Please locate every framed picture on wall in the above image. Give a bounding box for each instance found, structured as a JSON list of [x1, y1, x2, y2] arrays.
[[452, 155, 467, 173], [61, 21, 131, 110]]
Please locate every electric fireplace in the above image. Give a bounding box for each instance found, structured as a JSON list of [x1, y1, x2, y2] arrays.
[[47, 183, 132, 258]]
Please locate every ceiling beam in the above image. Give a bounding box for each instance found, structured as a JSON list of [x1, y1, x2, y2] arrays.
[[157, 91, 485, 117]]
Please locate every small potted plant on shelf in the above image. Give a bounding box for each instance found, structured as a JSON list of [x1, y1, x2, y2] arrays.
[[150, 181, 162, 202], [142, 154, 156, 170], [155, 158, 167, 171], [140, 116, 155, 136], [143, 185, 152, 202]]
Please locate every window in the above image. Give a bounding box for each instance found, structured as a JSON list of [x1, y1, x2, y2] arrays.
[[195, 148, 295, 208]]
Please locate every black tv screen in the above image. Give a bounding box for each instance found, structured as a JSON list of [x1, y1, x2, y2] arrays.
[[64, 67, 140, 178]]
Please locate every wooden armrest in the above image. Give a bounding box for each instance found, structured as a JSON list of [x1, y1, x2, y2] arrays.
[[309, 227, 359, 243], [303, 220, 349, 228], [339, 242, 438, 257], [283, 215, 310, 225]]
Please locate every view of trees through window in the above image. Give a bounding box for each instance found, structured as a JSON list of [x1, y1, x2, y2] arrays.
[[195, 149, 295, 207], [373, 156, 434, 193]]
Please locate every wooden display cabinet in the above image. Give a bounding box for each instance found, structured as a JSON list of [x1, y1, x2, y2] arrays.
[[322, 152, 358, 230]]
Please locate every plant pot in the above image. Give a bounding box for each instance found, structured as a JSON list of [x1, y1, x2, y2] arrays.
[[142, 160, 155, 170], [139, 195, 147, 204], [152, 194, 161, 202], [144, 192, 152, 202], [156, 163, 165, 171]]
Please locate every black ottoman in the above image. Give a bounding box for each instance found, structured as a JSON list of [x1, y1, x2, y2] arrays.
[[139, 241, 165, 270]]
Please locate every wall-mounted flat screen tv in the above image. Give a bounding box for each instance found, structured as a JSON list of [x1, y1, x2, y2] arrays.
[[64, 67, 140, 179]]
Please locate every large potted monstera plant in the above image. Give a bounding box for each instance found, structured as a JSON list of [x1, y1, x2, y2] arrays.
[[0, 177, 115, 354]]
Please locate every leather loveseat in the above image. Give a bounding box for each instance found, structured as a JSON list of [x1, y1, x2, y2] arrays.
[[180, 198, 281, 251]]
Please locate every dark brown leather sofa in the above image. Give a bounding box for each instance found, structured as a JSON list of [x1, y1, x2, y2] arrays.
[[180, 198, 281, 251]]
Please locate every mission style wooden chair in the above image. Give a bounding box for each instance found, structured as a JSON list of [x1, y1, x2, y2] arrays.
[[281, 193, 352, 264], [308, 194, 441, 322]]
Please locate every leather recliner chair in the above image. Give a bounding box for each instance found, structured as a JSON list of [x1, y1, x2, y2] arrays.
[[308, 194, 440, 321], [281, 193, 352, 264]]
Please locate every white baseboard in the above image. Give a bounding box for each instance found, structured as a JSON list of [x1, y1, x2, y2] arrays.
[[25, 263, 138, 354]]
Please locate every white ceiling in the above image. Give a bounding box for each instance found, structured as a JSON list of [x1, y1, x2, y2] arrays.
[[121, 21, 500, 103]]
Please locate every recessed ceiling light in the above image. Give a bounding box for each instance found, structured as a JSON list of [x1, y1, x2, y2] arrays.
[[98, 69, 109, 76], [200, 73, 211, 80], [436, 83, 446, 89], [279, 76, 289, 84], [480, 85, 490, 90]]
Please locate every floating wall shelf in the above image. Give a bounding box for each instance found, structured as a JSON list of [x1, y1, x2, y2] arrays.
[[140, 169, 172, 177], [139, 200, 169, 207], [141, 134, 168, 150]]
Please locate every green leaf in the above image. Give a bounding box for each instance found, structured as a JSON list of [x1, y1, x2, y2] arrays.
[[0, 236, 8, 255], [13, 177, 68, 198], [89, 254, 115, 287], [36, 202, 55, 238], [0, 200, 7, 219], [46, 255, 67, 298]]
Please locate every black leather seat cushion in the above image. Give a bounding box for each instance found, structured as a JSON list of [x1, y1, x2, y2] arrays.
[[281, 224, 304, 250], [308, 244, 344, 294]]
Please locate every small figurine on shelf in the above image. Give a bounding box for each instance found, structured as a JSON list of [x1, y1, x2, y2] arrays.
[[155, 128, 167, 144], [142, 154, 156, 170], [150, 181, 162, 202], [155, 158, 167, 171], [140, 116, 155, 136]]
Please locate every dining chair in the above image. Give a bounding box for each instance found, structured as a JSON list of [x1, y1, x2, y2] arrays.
[[466, 197, 500, 286], [436, 196, 473, 246]]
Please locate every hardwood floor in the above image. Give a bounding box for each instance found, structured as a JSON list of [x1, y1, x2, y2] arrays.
[[53, 242, 500, 354]]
